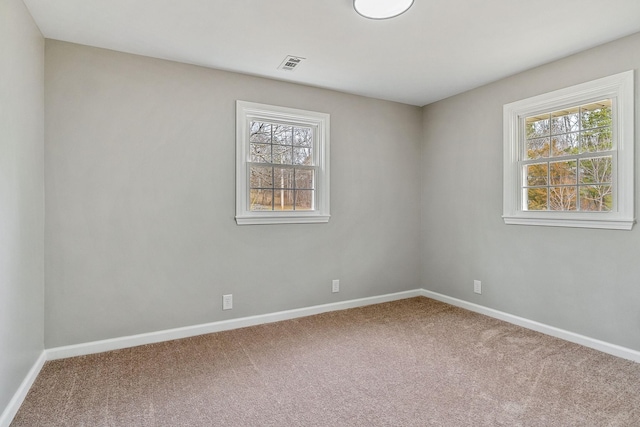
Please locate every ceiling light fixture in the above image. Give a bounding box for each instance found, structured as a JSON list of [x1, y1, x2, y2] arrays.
[[353, 0, 414, 19]]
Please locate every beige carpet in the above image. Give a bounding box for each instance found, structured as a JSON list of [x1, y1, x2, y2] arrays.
[[11, 297, 640, 426]]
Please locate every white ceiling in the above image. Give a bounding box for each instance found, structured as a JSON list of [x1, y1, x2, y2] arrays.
[[23, 0, 640, 106]]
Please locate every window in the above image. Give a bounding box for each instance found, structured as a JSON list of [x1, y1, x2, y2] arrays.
[[503, 71, 634, 230], [236, 101, 330, 225]]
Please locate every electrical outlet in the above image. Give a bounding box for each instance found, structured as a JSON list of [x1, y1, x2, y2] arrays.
[[474, 280, 482, 294], [332, 279, 340, 293], [222, 294, 233, 310]]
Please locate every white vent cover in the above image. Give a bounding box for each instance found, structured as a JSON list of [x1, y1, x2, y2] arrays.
[[278, 55, 305, 71]]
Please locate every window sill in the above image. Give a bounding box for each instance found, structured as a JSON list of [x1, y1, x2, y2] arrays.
[[236, 214, 331, 225], [502, 214, 635, 230]]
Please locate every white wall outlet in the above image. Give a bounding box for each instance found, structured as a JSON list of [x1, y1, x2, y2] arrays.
[[332, 279, 340, 293], [222, 294, 233, 310], [474, 280, 482, 294]]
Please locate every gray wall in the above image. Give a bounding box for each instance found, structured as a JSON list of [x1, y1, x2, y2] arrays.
[[39, 26, 640, 354], [44, 40, 423, 348], [0, 0, 45, 414], [421, 32, 640, 351]]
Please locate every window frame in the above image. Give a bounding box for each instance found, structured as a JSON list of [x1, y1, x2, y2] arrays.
[[236, 101, 330, 225], [503, 71, 635, 230]]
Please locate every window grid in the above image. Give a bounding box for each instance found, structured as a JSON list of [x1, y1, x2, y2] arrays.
[[520, 100, 614, 212], [248, 120, 316, 212]]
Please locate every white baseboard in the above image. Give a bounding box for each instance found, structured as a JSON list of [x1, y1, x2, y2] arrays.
[[0, 351, 46, 427], [5, 289, 639, 426], [46, 289, 640, 363], [420, 289, 640, 363], [46, 289, 423, 360]]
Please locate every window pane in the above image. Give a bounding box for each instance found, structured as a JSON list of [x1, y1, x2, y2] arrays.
[[273, 189, 294, 211], [549, 186, 577, 211], [250, 166, 273, 188], [295, 169, 314, 189], [581, 100, 612, 129], [250, 122, 271, 143], [293, 127, 313, 147], [579, 185, 612, 212], [295, 190, 314, 210], [526, 137, 550, 159], [525, 116, 550, 139], [581, 130, 612, 153], [526, 188, 547, 210], [293, 147, 312, 165], [273, 125, 293, 145], [550, 160, 577, 185], [551, 109, 580, 135], [579, 156, 612, 184], [250, 189, 273, 211], [551, 132, 579, 157], [250, 143, 271, 163], [525, 163, 548, 186], [272, 145, 292, 164], [273, 167, 294, 189]]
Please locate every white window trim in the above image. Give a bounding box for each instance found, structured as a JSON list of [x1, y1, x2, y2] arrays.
[[236, 101, 330, 225], [503, 70, 635, 230]]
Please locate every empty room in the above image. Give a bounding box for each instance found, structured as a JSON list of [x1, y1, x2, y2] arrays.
[[2, 0, 640, 425]]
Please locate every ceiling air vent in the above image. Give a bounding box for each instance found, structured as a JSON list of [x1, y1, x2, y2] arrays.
[[278, 55, 305, 71]]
